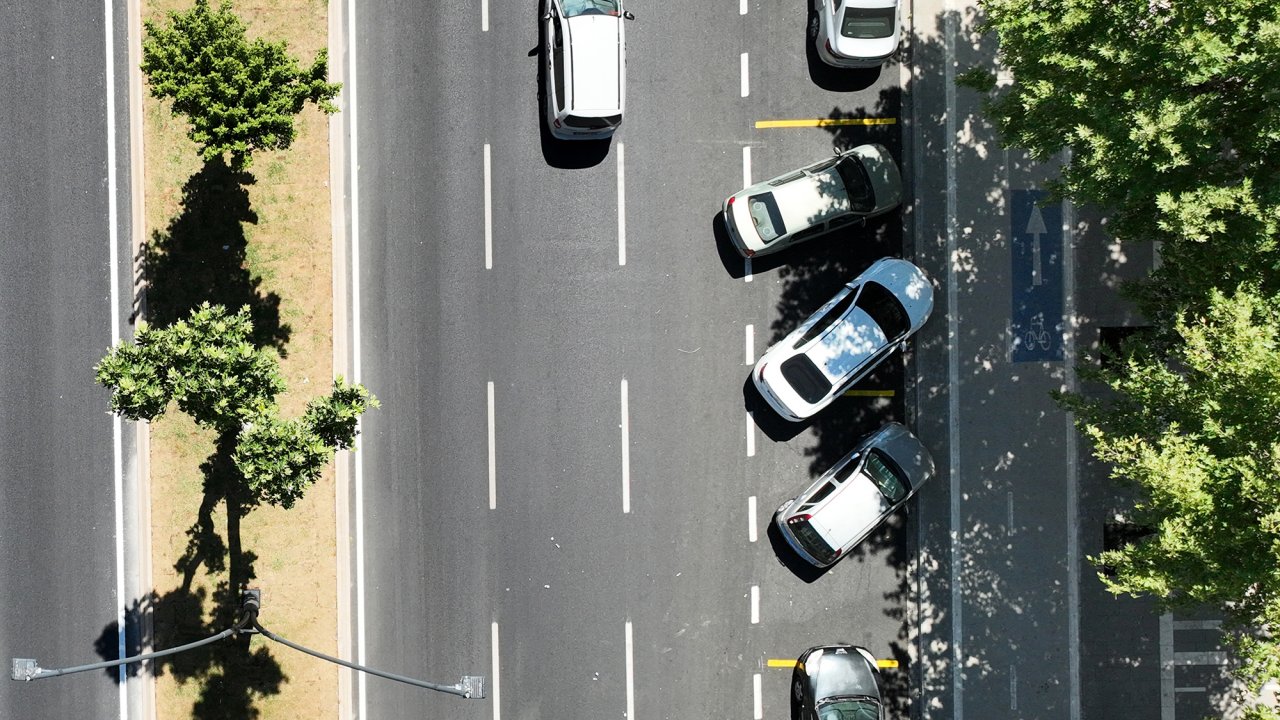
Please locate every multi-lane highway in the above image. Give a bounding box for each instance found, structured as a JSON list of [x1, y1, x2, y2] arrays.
[[347, 1, 915, 718], [0, 2, 139, 720]]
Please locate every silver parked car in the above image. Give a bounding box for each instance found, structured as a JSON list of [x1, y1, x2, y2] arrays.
[[753, 257, 932, 422], [793, 644, 887, 720], [722, 145, 902, 258], [775, 422, 935, 568]]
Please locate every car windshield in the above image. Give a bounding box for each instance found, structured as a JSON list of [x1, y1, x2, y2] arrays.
[[855, 281, 910, 339], [840, 7, 896, 39], [863, 450, 907, 503], [562, 0, 620, 17], [747, 193, 787, 243], [818, 698, 882, 720], [788, 517, 840, 565], [835, 157, 876, 213]]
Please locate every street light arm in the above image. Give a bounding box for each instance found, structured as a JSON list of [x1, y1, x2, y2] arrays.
[[12, 627, 236, 682], [251, 620, 485, 699]]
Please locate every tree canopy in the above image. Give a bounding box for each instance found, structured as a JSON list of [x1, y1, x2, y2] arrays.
[[141, 0, 340, 168], [97, 303, 377, 508], [978, 0, 1280, 708]]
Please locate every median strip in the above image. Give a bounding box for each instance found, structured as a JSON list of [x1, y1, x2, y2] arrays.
[[755, 117, 897, 129]]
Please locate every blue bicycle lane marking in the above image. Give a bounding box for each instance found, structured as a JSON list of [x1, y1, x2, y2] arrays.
[[1010, 189, 1064, 362]]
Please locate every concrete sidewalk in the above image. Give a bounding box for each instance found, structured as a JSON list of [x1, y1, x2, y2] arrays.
[[900, 2, 1247, 719]]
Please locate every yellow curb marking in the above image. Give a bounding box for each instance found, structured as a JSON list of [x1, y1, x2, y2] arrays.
[[844, 389, 896, 397], [755, 118, 898, 129], [877, 659, 900, 668], [767, 658, 798, 668]]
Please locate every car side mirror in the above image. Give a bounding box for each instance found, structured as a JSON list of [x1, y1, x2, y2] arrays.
[[543, 12, 552, 20], [623, 10, 635, 19], [860, 216, 868, 227]]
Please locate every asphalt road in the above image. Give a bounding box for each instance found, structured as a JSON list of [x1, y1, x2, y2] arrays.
[[351, 1, 915, 718], [0, 2, 138, 719]]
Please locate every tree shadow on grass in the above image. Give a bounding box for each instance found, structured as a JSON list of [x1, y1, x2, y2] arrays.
[[140, 158, 290, 354], [96, 427, 287, 719]]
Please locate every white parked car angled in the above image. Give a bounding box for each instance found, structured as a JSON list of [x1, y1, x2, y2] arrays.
[[752, 258, 932, 422], [814, 0, 902, 68], [722, 144, 902, 258], [776, 422, 935, 568], [543, 0, 633, 140]]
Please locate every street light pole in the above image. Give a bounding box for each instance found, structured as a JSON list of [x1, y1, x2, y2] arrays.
[[11, 589, 485, 700]]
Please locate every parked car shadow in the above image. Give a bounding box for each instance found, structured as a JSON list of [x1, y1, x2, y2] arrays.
[[744, 376, 806, 442], [713, 211, 792, 279], [805, 8, 882, 92]]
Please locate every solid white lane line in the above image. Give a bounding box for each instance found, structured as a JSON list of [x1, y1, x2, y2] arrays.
[[481, 0, 489, 31], [348, 0, 368, 713], [746, 412, 756, 457], [484, 143, 493, 269], [744, 257, 753, 282], [103, 0, 126, 709], [1010, 664, 1018, 710], [625, 621, 636, 720], [742, 146, 752, 189], [621, 379, 631, 513], [744, 324, 754, 365], [491, 622, 501, 720], [1160, 613, 1174, 720], [748, 496, 758, 543], [740, 0, 748, 14], [1006, 491, 1014, 536], [1063, 191, 1081, 720], [618, 143, 627, 266], [750, 585, 760, 624], [753, 673, 763, 720], [740, 53, 750, 97], [488, 381, 496, 509], [943, 4, 963, 719]]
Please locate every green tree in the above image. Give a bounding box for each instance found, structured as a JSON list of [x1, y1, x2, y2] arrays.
[[96, 303, 377, 507], [141, 0, 340, 169], [1059, 288, 1280, 711], [977, 0, 1280, 320]]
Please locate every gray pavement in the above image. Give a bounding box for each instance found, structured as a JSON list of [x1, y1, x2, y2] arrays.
[[0, 2, 140, 719]]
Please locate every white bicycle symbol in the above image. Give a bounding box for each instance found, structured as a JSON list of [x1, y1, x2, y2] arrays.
[[1024, 314, 1052, 350]]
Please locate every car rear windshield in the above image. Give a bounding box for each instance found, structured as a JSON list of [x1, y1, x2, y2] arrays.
[[817, 698, 882, 720], [788, 517, 839, 565], [747, 193, 787, 243], [781, 354, 833, 404], [865, 450, 908, 503], [565, 114, 622, 129], [856, 281, 910, 339], [835, 157, 876, 213], [841, 7, 896, 39]]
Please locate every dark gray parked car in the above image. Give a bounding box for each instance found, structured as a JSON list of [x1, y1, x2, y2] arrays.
[[793, 644, 885, 720]]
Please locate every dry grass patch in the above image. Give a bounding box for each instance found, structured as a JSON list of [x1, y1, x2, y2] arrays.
[[141, 1, 337, 717]]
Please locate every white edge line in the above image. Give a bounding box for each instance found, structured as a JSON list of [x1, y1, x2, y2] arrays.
[[488, 381, 496, 510], [742, 145, 751, 191], [625, 621, 635, 720], [1063, 188, 1081, 720], [740, 0, 748, 15], [750, 585, 760, 624], [347, 0, 367, 714], [104, 0, 127, 711], [491, 621, 501, 720], [484, 143, 493, 269], [748, 496, 758, 543], [740, 53, 749, 97], [753, 672, 763, 720], [617, 143, 626, 266], [943, 4, 963, 720], [621, 379, 631, 514], [481, 0, 489, 31], [744, 257, 753, 282], [744, 324, 754, 365], [746, 412, 756, 457]]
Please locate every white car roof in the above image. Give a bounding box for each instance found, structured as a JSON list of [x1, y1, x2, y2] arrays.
[[566, 15, 621, 112], [810, 471, 889, 549], [770, 170, 851, 230], [806, 307, 888, 382]]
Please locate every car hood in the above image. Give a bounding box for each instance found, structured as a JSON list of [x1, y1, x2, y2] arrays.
[[860, 258, 934, 332], [810, 647, 881, 701], [850, 144, 902, 213]]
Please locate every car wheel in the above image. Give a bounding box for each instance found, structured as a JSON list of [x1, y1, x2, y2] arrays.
[[793, 679, 803, 701], [808, 14, 819, 38]]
